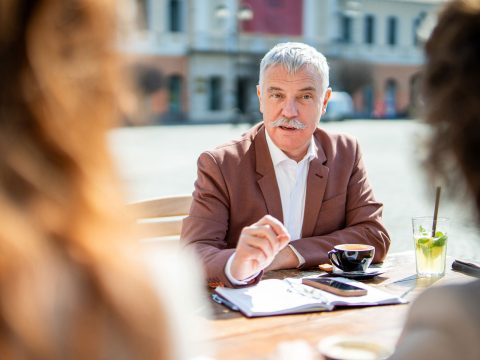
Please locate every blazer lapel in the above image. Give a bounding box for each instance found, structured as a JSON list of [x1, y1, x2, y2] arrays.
[[255, 126, 283, 222], [302, 135, 329, 238]]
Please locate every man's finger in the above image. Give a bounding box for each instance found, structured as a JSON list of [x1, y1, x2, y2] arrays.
[[239, 234, 272, 261], [242, 225, 279, 253], [277, 233, 291, 249], [256, 215, 289, 237]]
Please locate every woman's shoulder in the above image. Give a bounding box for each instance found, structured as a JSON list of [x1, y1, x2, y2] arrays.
[[390, 280, 480, 360]]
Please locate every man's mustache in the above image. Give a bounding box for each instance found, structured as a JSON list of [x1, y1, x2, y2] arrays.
[[270, 118, 306, 129]]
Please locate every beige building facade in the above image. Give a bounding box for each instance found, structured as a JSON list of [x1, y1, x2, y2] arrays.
[[122, 0, 445, 123]]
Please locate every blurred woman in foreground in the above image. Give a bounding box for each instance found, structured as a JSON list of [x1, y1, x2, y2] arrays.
[[0, 1, 205, 358], [390, 0, 480, 359]]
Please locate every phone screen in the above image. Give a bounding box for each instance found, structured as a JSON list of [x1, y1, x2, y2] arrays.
[[302, 277, 368, 296], [312, 279, 363, 291]]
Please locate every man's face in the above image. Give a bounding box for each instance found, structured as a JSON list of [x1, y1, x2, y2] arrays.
[[257, 65, 331, 162]]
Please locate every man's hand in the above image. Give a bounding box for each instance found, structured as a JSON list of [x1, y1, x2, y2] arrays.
[[265, 246, 300, 271], [230, 215, 290, 281]]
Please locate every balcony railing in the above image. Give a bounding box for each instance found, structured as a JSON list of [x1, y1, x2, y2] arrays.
[[124, 30, 425, 65]]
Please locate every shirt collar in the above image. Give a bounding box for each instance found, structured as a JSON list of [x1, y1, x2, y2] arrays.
[[265, 129, 316, 166]]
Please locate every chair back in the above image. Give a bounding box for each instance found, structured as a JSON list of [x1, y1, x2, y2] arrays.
[[129, 194, 192, 241]]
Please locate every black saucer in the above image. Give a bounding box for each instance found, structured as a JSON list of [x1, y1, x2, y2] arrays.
[[329, 268, 387, 280]]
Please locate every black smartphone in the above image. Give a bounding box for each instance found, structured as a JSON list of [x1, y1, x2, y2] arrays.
[[302, 278, 368, 297]]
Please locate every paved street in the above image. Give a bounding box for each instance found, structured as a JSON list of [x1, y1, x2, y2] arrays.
[[110, 120, 480, 262]]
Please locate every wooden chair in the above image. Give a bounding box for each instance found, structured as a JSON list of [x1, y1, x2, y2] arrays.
[[129, 194, 192, 242]]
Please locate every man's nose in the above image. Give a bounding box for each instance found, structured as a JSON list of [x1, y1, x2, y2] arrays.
[[282, 98, 298, 118]]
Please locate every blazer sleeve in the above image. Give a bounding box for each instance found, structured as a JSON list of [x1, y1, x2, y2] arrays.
[[180, 151, 262, 288], [290, 139, 390, 268]]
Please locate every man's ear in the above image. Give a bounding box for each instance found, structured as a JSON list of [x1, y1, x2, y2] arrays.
[[257, 85, 264, 114], [322, 87, 332, 114]]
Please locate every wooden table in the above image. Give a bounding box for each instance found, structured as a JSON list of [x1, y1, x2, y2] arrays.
[[200, 252, 472, 360]]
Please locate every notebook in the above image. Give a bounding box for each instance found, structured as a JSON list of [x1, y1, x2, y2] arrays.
[[214, 276, 407, 318]]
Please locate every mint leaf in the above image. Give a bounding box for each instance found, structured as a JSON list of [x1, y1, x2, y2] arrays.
[[419, 225, 427, 234], [433, 234, 448, 247]]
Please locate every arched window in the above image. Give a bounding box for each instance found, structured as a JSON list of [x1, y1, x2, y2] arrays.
[[385, 79, 398, 118], [362, 84, 374, 117], [168, 75, 183, 113], [208, 77, 223, 111]]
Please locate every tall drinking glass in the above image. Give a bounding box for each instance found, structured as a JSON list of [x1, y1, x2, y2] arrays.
[[412, 217, 449, 277]]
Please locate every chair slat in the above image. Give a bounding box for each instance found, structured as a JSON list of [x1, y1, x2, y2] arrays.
[[129, 194, 192, 241], [137, 219, 183, 237], [130, 194, 192, 218]]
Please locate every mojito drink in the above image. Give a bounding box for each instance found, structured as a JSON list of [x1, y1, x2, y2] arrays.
[[412, 218, 449, 277]]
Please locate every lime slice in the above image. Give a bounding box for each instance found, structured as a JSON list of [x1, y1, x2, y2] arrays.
[[430, 245, 444, 259], [416, 237, 432, 246]]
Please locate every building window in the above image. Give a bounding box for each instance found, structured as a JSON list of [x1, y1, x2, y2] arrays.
[[341, 15, 352, 43], [267, 0, 284, 7], [387, 16, 397, 46], [208, 77, 223, 111], [364, 15, 375, 44], [385, 79, 398, 118], [413, 18, 421, 46], [169, 0, 182, 32], [168, 75, 182, 112], [413, 12, 426, 46], [362, 84, 374, 116]]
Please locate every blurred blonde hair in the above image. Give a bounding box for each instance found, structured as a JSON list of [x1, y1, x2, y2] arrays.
[[0, 0, 171, 358]]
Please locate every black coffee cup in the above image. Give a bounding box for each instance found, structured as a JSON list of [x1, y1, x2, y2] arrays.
[[327, 244, 375, 272]]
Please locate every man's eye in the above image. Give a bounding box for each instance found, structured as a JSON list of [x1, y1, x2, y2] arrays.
[[270, 93, 283, 99], [302, 94, 313, 100]]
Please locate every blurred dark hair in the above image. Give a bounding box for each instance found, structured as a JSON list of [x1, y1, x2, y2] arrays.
[[423, 0, 480, 218]]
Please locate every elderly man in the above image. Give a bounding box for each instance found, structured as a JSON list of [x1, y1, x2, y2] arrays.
[[181, 42, 390, 287]]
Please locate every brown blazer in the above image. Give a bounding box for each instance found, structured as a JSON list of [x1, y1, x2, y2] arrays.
[[181, 124, 390, 287]]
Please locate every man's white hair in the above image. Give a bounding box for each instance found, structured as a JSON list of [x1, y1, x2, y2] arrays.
[[258, 42, 329, 92]]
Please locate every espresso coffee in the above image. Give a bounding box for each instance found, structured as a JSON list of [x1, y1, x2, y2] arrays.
[[328, 244, 375, 272]]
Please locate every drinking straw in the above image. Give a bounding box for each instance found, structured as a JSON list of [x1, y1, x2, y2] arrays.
[[432, 186, 441, 237]]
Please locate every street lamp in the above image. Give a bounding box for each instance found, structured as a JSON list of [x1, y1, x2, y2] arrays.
[[215, 3, 254, 22], [214, 2, 253, 51], [214, 1, 254, 123]]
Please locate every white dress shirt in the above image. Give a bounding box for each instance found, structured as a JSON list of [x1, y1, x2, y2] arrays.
[[225, 130, 316, 285]]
